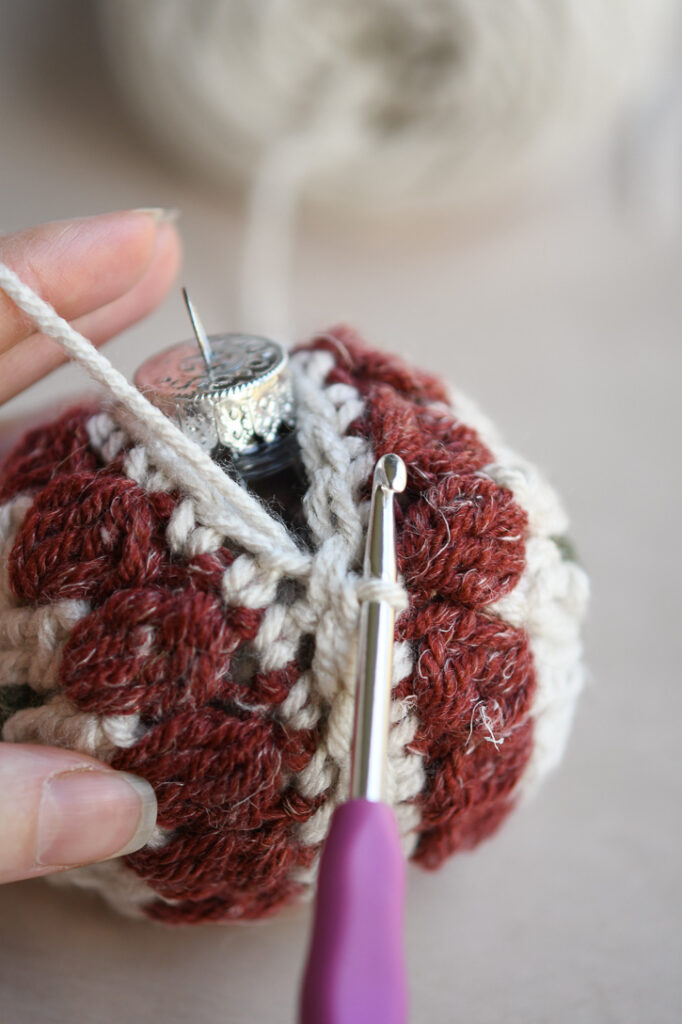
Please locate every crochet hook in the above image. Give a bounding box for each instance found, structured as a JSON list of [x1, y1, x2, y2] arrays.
[[299, 453, 408, 1024]]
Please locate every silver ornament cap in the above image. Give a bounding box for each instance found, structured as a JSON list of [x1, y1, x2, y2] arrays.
[[134, 293, 295, 457]]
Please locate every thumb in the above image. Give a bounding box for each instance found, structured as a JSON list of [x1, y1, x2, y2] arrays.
[[0, 743, 157, 884]]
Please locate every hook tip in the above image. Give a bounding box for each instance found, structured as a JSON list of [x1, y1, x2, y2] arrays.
[[374, 453, 407, 494]]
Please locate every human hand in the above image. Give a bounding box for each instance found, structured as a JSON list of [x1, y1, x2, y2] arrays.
[[0, 209, 181, 883]]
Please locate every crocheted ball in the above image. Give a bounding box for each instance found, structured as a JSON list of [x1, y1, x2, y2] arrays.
[[0, 328, 587, 923]]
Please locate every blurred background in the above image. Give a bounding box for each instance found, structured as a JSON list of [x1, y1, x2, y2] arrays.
[[1, 2, 681, 1022]]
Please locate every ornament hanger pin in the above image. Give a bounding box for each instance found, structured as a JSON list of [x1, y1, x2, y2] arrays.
[[181, 286, 214, 373], [134, 294, 297, 466], [300, 453, 409, 1024]]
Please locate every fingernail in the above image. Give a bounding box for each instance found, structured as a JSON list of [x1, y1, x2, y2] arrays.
[[37, 769, 157, 868], [131, 207, 181, 225]]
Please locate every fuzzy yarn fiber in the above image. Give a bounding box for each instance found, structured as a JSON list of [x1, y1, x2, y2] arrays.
[[0, 327, 587, 924]]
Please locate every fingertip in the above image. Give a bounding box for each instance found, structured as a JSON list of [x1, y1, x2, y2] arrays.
[[0, 217, 183, 404], [154, 218, 183, 287], [37, 768, 158, 868], [0, 209, 181, 355], [0, 744, 158, 883]]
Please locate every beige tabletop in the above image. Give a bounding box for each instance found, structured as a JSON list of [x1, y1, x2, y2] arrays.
[[1, 4, 681, 1023]]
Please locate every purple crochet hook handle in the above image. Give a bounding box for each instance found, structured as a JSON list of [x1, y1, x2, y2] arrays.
[[299, 798, 407, 1024], [300, 455, 409, 1023]]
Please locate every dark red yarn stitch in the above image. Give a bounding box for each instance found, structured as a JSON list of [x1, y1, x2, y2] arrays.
[[9, 473, 173, 605], [309, 325, 450, 405], [0, 405, 100, 504], [1, 329, 537, 923], [112, 707, 313, 916], [396, 602, 534, 866], [399, 475, 527, 606], [61, 588, 262, 717], [321, 326, 535, 868], [359, 384, 494, 492]]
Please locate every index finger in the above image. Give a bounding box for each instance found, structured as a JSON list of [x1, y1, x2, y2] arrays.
[[0, 210, 169, 356]]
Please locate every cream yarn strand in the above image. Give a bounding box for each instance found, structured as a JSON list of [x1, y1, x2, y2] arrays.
[[0, 263, 311, 578]]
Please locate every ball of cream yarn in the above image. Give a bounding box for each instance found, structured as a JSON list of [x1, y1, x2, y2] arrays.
[[98, 0, 675, 211]]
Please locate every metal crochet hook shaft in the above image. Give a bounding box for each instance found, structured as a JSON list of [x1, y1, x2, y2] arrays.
[[351, 453, 407, 802], [182, 286, 214, 373], [299, 453, 409, 1024]]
